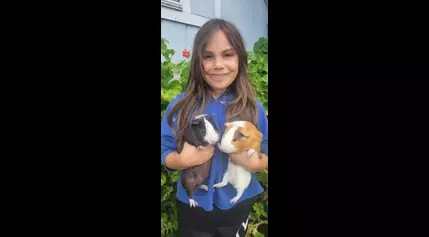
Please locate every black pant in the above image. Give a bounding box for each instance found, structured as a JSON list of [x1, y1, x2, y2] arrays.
[[176, 196, 258, 237]]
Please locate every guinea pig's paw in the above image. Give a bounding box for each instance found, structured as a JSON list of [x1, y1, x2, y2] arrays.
[[189, 199, 198, 207], [197, 145, 205, 150], [199, 184, 208, 192], [213, 181, 227, 188], [230, 196, 240, 204], [247, 149, 255, 158]]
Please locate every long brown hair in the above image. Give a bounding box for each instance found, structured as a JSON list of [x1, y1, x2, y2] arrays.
[[167, 18, 258, 152]]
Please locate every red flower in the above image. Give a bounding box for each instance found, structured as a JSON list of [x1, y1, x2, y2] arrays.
[[182, 48, 190, 58]]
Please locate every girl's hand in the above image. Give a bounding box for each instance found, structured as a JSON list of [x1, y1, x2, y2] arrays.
[[230, 150, 268, 173], [180, 142, 215, 167]]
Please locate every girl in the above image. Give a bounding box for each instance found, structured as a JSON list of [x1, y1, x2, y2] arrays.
[[161, 18, 268, 237]]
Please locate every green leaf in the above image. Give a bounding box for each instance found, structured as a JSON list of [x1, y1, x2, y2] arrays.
[[248, 52, 256, 61], [161, 173, 167, 186], [253, 232, 265, 237], [253, 37, 268, 54], [263, 55, 268, 73], [161, 185, 173, 202], [249, 66, 258, 75], [180, 63, 190, 84], [249, 211, 259, 221], [253, 202, 265, 216], [256, 170, 268, 185], [168, 78, 182, 88], [161, 62, 173, 87], [169, 171, 180, 183]]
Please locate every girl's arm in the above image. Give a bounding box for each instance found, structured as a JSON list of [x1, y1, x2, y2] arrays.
[[161, 94, 214, 171], [164, 143, 215, 170], [230, 151, 268, 173]]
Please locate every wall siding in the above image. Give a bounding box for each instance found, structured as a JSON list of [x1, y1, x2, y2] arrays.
[[220, 0, 267, 51], [190, 0, 215, 18], [161, 19, 200, 62], [161, 0, 267, 62]]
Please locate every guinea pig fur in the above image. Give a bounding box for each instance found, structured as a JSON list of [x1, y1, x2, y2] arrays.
[[181, 114, 220, 207], [214, 120, 263, 204], [183, 114, 219, 150]]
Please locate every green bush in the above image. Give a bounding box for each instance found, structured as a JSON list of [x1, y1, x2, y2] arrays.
[[161, 37, 268, 237]]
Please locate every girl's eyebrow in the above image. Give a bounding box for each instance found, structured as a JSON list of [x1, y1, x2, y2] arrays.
[[203, 48, 235, 54], [223, 48, 236, 53]]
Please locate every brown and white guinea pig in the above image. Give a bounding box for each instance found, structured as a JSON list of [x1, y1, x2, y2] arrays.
[[214, 120, 263, 204], [181, 114, 220, 208]]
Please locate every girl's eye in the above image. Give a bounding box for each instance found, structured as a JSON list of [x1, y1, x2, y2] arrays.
[[203, 55, 213, 59], [224, 54, 234, 57]]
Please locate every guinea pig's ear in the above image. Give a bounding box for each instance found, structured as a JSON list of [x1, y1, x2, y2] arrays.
[[238, 127, 250, 138], [191, 119, 201, 125], [224, 122, 232, 127]]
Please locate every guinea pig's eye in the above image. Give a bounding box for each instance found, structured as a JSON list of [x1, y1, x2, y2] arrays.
[[232, 139, 237, 142]]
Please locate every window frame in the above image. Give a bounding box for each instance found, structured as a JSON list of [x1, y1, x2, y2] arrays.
[[161, 0, 211, 27], [161, 0, 183, 11]]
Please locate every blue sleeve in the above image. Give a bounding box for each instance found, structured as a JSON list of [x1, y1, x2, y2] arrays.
[[160, 94, 183, 172], [256, 100, 268, 156]]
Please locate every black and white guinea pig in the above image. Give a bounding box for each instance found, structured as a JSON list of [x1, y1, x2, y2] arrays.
[[181, 114, 220, 207], [183, 114, 220, 150]]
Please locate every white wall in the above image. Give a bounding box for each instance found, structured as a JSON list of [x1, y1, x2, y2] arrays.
[[161, 19, 200, 62], [220, 0, 268, 51]]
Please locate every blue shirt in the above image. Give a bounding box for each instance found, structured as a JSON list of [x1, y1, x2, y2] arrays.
[[160, 91, 268, 211]]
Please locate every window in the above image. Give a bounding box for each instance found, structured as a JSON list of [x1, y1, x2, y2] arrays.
[[161, 0, 208, 27], [161, 0, 182, 11]]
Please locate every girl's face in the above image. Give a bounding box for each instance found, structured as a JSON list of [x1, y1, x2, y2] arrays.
[[202, 29, 239, 97]]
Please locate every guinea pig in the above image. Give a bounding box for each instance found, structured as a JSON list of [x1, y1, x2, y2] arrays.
[[213, 120, 263, 204], [181, 114, 220, 207]]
